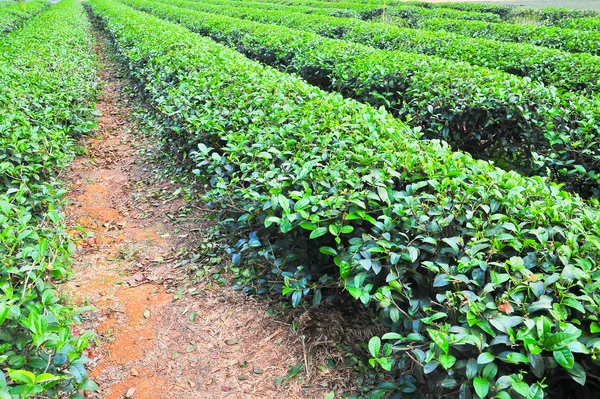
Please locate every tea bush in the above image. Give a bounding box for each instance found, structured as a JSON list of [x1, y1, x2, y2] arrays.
[[90, 1, 600, 397], [415, 18, 600, 56], [124, 0, 600, 196], [0, 0, 98, 396], [0, 0, 47, 33], [158, 0, 600, 96], [232, 0, 502, 22]]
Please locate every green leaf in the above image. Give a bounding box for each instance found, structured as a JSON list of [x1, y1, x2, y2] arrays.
[[473, 376, 489, 398], [0, 305, 9, 325], [544, 332, 579, 351], [328, 224, 339, 236], [264, 216, 280, 228], [427, 329, 449, 355], [377, 186, 389, 204], [368, 336, 381, 358], [527, 383, 544, 399], [339, 260, 351, 279], [442, 237, 461, 253], [8, 369, 35, 385], [497, 351, 529, 364], [553, 348, 574, 370], [340, 225, 354, 234], [567, 361, 586, 386], [477, 352, 494, 364], [439, 354, 456, 369], [323, 392, 335, 399], [512, 381, 530, 397], [563, 298, 585, 314], [79, 378, 99, 391], [319, 246, 337, 256], [0, 390, 10, 399], [381, 333, 403, 340], [278, 194, 290, 214], [376, 357, 392, 371], [482, 363, 498, 380], [466, 358, 478, 380], [294, 197, 310, 211], [35, 373, 63, 383], [406, 247, 419, 262], [309, 227, 327, 239]]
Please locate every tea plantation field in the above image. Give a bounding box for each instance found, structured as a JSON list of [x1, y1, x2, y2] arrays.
[[4, 0, 600, 397]]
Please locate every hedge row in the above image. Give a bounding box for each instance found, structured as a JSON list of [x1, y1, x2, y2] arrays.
[[0, 0, 48, 34], [559, 17, 600, 31], [301, 0, 600, 31], [170, 0, 600, 97], [414, 17, 600, 56], [227, 0, 600, 32], [406, 2, 600, 21], [148, 0, 600, 195], [227, 0, 503, 22], [90, 0, 600, 397], [0, 0, 98, 397]]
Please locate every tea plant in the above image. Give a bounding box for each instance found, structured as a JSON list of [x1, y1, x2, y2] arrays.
[[121, 0, 600, 197], [0, 0, 47, 33], [0, 0, 98, 396], [90, 1, 600, 397]]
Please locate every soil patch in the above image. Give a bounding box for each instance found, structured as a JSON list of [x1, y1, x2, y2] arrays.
[[64, 24, 332, 399]]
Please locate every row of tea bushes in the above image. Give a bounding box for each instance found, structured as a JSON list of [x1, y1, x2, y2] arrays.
[[147, 0, 600, 195], [0, 0, 98, 396], [0, 0, 47, 33], [231, 0, 502, 22], [90, 0, 600, 397], [415, 17, 600, 56], [166, 0, 600, 95]]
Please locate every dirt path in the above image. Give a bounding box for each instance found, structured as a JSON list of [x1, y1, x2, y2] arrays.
[[64, 27, 329, 399]]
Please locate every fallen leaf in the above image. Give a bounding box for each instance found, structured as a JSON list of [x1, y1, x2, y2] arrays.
[[498, 300, 514, 315]]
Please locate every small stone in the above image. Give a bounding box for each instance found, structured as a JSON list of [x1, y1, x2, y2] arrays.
[[125, 387, 136, 398], [143, 310, 150, 319], [130, 368, 138, 377]]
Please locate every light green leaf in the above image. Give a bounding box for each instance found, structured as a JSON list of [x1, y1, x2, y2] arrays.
[[8, 369, 35, 385], [309, 227, 327, 239], [473, 376, 489, 398], [368, 336, 381, 358], [477, 352, 494, 364], [427, 329, 449, 355], [439, 354, 456, 370]]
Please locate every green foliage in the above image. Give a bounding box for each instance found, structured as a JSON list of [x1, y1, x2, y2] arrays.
[[156, 0, 600, 96], [90, 1, 600, 398], [415, 17, 600, 56], [0, 0, 98, 396], [406, 1, 600, 22], [224, 0, 502, 23], [0, 0, 47, 33], [122, 0, 600, 196], [558, 16, 600, 31]]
